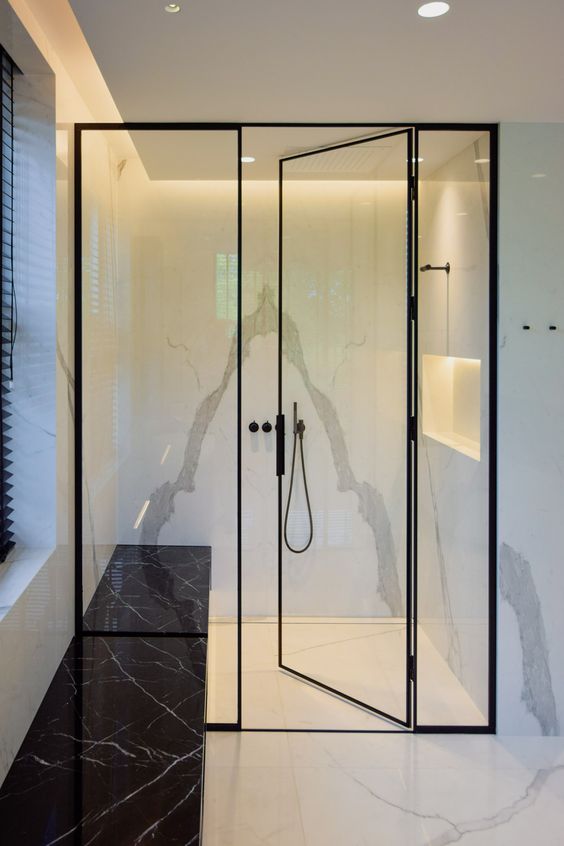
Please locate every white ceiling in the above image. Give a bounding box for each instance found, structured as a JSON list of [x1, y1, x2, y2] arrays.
[[68, 0, 564, 124]]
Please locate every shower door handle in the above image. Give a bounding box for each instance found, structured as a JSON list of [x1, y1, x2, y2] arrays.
[[276, 414, 285, 476]]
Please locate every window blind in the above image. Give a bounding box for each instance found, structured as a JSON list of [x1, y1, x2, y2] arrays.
[[0, 46, 15, 562]]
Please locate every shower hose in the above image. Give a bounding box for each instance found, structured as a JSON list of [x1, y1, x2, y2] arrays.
[[283, 417, 314, 554]]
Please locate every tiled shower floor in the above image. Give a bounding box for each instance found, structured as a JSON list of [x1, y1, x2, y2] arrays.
[[207, 621, 487, 729]]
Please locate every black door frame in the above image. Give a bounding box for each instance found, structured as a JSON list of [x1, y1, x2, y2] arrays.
[[74, 121, 497, 734], [276, 127, 415, 729]]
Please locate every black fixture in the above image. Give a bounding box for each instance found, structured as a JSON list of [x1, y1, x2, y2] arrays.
[[262, 420, 272, 432], [249, 420, 259, 432], [420, 262, 451, 273], [283, 402, 313, 554]]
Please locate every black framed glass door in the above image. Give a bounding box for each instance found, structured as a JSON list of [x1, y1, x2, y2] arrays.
[[277, 129, 414, 727]]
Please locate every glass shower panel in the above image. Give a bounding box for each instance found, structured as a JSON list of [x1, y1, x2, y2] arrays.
[[279, 131, 412, 725], [80, 129, 239, 723], [416, 130, 491, 727]]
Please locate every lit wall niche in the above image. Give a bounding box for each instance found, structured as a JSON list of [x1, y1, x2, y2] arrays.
[[422, 354, 481, 461]]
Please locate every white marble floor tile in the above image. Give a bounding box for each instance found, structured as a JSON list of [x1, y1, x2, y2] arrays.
[[404, 763, 564, 845], [292, 765, 428, 846], [202, 764, 306, 846], [203, 732, 564, 846], [243, 669, 286, 729], [287, 731, 415, 770], [205, 731, 293, 769]]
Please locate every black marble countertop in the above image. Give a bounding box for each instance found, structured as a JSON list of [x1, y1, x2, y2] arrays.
[[0, 545, 213, 845], [83, 545, 211, 635]]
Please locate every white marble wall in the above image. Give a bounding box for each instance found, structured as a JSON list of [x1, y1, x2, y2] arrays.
[[87, 152, 240, 626], [242, 176, 408, 625], [498, 124, 564, 736], [416, 134, 491, 724]]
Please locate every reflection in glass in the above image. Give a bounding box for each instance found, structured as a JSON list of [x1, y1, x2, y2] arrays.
[[80, 129, 239, 723]]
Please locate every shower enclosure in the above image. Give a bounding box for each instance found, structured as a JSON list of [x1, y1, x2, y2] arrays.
[[75, 122, 496, 733]]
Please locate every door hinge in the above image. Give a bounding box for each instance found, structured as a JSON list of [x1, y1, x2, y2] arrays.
[[409, 416, 416, 442], [408, 654, 415, 682], [409, 176, 415, 202], [409, 295, 416, 321]]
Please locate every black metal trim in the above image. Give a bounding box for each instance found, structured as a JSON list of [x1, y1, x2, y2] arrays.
[[488, 125, 499, 735], [239, 728, 408, 734], [412, 131, 420, 731], [279, 663, 410, 727], [276, 155, 283, 684], [279, 127, 411, 163], [277, 128, 414, 730], [236, 126, 243, 730], [73, 121, 497, 737], [83, 630, 208, 638], [74, 124, 83, 636], [412, 125, 497, 735], [405, 128, 414, 729], [73, 122, 497, 131], [73, 124, 243, 729], [205, 723, 240, 732]]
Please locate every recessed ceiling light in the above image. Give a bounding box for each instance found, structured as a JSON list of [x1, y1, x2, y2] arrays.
[[241, 156, 255, 163], [531, 173, 546, 178], [418, 2, 450, 17], [164, 3, 181, 12], [475, 158, 490, 164]]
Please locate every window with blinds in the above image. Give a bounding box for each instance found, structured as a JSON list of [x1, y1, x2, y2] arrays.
[[0, 46, 15, 562]]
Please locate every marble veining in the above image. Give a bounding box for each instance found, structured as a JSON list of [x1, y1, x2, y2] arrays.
[[204, 731, 564, 845], [500, 542, 559, 736], [142, 284, 401, 617], [420, 430, 462, 680], [0, 636, 207, 845], [83, 545, 210, 634], [331, 751, 564, 846]]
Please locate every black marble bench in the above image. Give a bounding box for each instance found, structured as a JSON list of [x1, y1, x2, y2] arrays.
[[0, 545, 211, 845]]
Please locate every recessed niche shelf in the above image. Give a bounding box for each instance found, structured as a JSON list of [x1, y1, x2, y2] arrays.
[[422, 354, 481, 461]]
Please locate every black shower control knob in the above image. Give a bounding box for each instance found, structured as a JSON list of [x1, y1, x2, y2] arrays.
[[262, 421, 272, 433], [249, 420, 259, 433]]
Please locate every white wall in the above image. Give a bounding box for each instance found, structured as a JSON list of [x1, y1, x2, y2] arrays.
[[498, 123, 564, 736]]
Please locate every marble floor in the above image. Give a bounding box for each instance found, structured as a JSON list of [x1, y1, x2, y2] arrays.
[[207, 620, 486, 729], [202, 730, 564, 845]]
